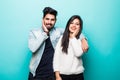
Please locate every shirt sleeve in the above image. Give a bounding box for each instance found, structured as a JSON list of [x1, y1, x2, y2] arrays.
[[28, 30, 48, 53], [79, 33, 88, 40]]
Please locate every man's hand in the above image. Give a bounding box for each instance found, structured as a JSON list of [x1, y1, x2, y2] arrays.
[[42, 20, 49, 34], [81, 38, 89, 52]]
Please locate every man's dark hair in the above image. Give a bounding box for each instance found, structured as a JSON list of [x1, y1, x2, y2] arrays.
[[43, 7, 57, 18]]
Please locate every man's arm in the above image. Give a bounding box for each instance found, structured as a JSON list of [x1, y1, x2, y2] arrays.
[[28, 30, 48, 53], [80, 33, 89, 52]]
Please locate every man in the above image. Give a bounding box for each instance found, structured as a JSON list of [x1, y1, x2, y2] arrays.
[[28, 7, 88, 80]]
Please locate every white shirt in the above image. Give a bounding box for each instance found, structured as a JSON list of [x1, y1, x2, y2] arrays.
[[53, 36, 84, 75]]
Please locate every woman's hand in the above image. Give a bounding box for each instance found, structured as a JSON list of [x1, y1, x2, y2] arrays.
[[56, 76, 62, 80], [71, 28, 79, 38], [55, 71, 62, 80]]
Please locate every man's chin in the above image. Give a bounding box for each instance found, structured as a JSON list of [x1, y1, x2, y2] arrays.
[[47, 26, 54, 30]]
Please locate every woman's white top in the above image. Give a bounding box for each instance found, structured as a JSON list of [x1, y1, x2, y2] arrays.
[[53, 36, 84, 75]]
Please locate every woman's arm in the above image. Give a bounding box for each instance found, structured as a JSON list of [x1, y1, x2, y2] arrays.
[[55, 71, 62, 80], [70, 37, 83, 57]]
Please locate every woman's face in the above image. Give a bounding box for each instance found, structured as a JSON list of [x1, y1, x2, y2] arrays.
[[69, 18, 80, 33]]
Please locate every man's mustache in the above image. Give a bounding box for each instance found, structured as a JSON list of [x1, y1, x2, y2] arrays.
[[46, 23, 52, 26]]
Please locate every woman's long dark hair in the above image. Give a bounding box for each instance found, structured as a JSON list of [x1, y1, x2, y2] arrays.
[[61, 15, 83, 54]]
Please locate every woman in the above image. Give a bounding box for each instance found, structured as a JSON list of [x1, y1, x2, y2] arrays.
[[53, 15, 85, 80]]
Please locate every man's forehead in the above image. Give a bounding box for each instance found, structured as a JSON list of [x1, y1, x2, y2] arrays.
[[44, 14, 56, 19]]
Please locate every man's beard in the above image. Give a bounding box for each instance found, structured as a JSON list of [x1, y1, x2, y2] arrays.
[[46, 25, 54, 31]]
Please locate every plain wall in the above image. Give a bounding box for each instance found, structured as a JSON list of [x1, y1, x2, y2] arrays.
[[0, 0, 120, 80]]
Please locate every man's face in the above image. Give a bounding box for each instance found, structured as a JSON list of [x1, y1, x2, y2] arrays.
[[43, 14, 56, 30]]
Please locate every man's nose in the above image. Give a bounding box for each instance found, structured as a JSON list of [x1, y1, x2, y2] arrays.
[[48, 20, 52, 23]]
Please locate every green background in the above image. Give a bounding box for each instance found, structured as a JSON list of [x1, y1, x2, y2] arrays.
[[0, 0, 120, 80]]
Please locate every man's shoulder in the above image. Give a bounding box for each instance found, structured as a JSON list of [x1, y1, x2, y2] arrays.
[[30, 28, 41, 31], [30, 28, 42, 33], [54, 27, 64, 33]]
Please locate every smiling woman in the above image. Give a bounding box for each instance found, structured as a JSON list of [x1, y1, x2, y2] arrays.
[[53, 15, 85, 80], [0, 0, 120, 80]]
